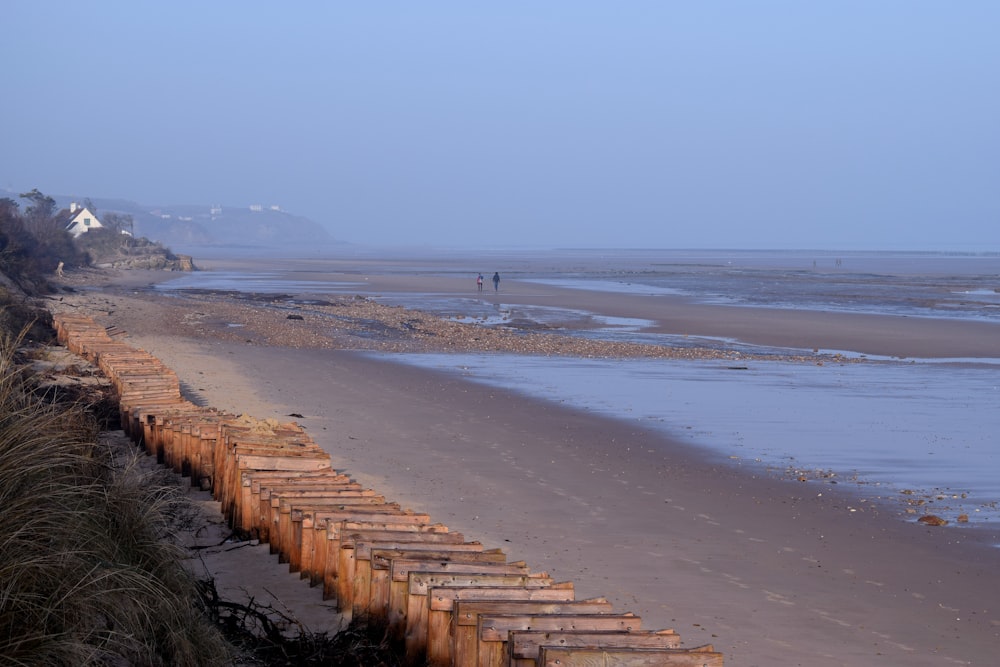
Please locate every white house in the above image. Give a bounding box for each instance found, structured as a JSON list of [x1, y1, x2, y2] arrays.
[[64, 202, 104, 237]]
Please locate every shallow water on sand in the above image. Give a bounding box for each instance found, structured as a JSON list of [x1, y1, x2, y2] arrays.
[[383, 352, 1000, 530]]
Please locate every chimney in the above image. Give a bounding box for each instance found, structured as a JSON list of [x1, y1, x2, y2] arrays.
[[70, 202, 78, 213]]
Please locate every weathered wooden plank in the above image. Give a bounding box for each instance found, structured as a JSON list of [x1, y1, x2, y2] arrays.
[[245, 470, 352, 487], [171, 414, 226, 487], [456, 599, 614, 627], [322, 520, 450, 595], [422, 580, 576, 667], [537, 645, 723, 667], [277, 502, 401, 566], [336, 542, 489, 616], [245, 471, 353, 525], [253, 483, 365, 539], [420, 598, 610, 667], [158, 414, 222, 487], [132, 403, 200, 460], [217, 444, 332, 520], [423, 584, 576, 667], [509, 629, 682, 667], [364, 559, 531, 634], [266, 490, 378, 548], [287, 499, 389, 575], [122, 400, 197, 454], [477, 614, 642, 667], [316, 513, 437, 601], [339, 520, 450, 535], [410, 574, 557, 666], [329, 527, 465, 599], [382, 552, 515, 653], [385, 560, 532, 641], [274, 482, 376, 575]]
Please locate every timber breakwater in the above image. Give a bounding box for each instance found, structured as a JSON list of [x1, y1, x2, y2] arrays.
[[53, 311, 724, 667]]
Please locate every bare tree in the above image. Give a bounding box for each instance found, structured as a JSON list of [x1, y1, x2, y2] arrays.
[[101, 212, 135, 247]]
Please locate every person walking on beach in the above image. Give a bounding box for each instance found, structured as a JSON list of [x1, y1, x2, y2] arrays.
[[492, 272, 500, 292], [477, 273, 484, 292]]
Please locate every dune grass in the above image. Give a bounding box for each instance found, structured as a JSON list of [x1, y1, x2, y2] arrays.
[[0, 324, 232, 666]]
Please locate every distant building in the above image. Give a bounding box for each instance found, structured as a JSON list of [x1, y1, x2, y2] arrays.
[[62, 202, 104, 237], [250, 204, 263, 212], [210, 205, 222, 215]]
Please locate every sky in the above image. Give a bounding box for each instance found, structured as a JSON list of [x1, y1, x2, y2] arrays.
[[3, 2, 998, 251]]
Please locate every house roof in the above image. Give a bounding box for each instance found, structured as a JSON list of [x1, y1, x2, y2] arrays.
[[53, 208, 75, 225], [60, 206, 103, 233]]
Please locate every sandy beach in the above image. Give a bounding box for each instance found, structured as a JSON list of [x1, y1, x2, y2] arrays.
[[49, 264, 1000, 666]]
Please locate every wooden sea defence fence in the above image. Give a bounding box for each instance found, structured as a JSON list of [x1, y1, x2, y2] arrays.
[[53, 312, 724, 667]]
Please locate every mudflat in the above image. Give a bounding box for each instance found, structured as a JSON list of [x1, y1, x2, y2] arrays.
[[50, 264, 1000, 666]]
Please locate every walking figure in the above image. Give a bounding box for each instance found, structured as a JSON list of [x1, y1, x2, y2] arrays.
[[477, 273, 484, 292], [492, 272, 500, 292]]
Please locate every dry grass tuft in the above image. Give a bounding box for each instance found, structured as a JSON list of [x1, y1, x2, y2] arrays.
[[0, 323, 232, 666]]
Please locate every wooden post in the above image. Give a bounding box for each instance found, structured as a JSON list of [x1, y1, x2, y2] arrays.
[[331, 526, 466, 609], [278, 500, 400, 567], [337, 540, 485, 616], [508, 629, 683, 667], [384, 560, 531, 642], [407, 574, 558, 666], [320, 516, 440, 602], [265, 490, 380, 557], [424, 598, 613, 667], [536, 645, 723, 667], [424, 584, 576, 667], [476, 614, 641, 667]]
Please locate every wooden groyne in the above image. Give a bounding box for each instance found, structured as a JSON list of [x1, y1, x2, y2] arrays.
[[53, 312, 724, 667]]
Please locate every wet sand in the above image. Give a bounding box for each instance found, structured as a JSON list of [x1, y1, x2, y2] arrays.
[[51, 264, 1000, 666]]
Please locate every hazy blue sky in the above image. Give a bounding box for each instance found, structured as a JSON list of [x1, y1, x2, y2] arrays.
[[3, 2, 998, 250]]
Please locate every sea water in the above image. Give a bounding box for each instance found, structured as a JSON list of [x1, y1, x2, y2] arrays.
[[383, 352, 1000, 528], [156, 249, 1000, 529], [521, 250, 1000, 322]]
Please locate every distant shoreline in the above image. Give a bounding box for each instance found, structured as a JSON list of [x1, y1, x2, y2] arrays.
[[162, 254, 1000, 359]]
